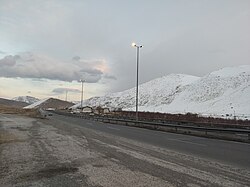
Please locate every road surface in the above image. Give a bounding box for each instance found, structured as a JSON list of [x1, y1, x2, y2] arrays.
[[0, 113, 250, 187]]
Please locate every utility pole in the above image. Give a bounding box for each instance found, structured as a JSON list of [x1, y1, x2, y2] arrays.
[[80, 79, 85, 108], [132, 42, 143, 121], [65, 90, 68, 101]]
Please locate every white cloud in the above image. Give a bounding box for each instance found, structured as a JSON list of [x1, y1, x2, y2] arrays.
[[52, 87, 81, 94]]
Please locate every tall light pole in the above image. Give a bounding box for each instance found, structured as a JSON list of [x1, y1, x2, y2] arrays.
[[132, 42, 143, 121], [230, 103, 236, 120], [65, 90, 68, 101], [80, 79, 85, 108]]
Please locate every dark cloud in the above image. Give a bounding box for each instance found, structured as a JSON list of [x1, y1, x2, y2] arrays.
[[52, 88, 81, 94], [0, 55, 20, 66], [103, 74, 117, 80], [0, 52, 114, 83], [31, 78, 48, 82], [79, 73, 102, 83], [72, 56, 81, 61], [80, 68, 103, 75]]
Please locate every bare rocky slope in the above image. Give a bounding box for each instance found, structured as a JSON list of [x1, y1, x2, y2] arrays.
[[0, 98, 29, 108]]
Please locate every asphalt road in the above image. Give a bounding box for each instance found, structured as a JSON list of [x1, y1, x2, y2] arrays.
[[53, 113, 250, 169], [1, 113, 250, 187]]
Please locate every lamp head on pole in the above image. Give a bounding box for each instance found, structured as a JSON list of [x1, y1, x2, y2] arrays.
[[131, 42, 143, 48]]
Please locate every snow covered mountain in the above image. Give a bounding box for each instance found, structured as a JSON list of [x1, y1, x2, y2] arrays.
[[141, 65, 250, 117], [75, 74, 199, 108], [12, 96, 40, 104], [72, 65, 250, 118], [24, 98, 74, 109]]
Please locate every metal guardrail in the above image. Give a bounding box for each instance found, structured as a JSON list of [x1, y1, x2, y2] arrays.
[[93, 116, 250, 134], [53, 111, 250, 142]]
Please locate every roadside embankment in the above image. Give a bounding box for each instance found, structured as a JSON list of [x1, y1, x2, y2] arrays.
[[0, 105, 43, 118]]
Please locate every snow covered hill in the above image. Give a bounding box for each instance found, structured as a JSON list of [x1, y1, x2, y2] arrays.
[[24, 98, 49, 109], [73, 74, 199, 109], [24, 98, 74, 109], [12, 96, 40, 104], [72, 65, 250, 119], [140, 65, 250, 117]]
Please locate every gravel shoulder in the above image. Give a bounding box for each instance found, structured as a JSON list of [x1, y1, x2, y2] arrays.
[[0, 114, 250, 187]]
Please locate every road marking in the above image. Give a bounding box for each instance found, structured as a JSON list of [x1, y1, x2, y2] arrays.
[[107, 126, 120, 131], [167, 138, 207, 147]]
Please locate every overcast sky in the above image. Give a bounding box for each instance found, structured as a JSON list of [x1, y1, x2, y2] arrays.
[[0, 0, 249, 101]]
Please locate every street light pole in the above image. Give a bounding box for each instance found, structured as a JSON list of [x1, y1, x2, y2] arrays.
[[65, 90, 68, 101], [80, 79, 85, 108], [132, 43, 143, 121]]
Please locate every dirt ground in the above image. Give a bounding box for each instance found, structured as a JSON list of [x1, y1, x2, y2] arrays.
[[0, 105, 42, 118]]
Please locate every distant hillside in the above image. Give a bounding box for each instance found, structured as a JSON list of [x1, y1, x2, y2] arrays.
[[71, 65, 250, 119], [72, 74, 199, 109], [0, 98, 29, 108], [12, 96, 40, 104], [24, 98, 74, 109]]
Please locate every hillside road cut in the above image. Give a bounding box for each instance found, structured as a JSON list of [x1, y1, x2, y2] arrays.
[[0, 113, 250, 187]]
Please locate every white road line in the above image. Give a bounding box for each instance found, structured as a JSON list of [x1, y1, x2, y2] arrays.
[[167, 138, 207, 146], [107, 126, 120, 131]]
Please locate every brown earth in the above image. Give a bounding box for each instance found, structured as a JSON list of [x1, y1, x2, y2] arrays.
[[0, 98, 28, 108], [115, 111, 250, 126], [0, 105, 42, 118]]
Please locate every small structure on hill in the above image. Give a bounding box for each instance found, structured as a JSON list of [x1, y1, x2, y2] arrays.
[[103, 107, 110, 114], [81, 106, 93, 113], [94, 106, 111, 114]]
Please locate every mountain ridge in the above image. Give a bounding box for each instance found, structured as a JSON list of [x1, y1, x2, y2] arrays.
[[24, 98, 74, 109], [12, 96, 40, 104]]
